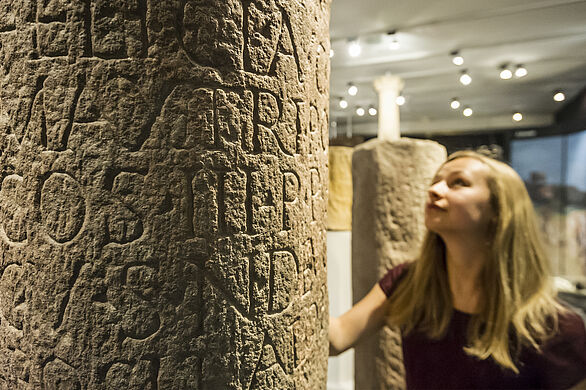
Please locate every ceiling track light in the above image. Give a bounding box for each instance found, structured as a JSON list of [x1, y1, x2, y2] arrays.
[[368, 105, 377, 116], [553, 91, 566, 102], [515, 64, 527, 78], [450, 98, 461, 109], [499, 64, 512, 80], [396, 94, 406, 106], [387, 30, 400, 50], [347, 39, 361, 57], [451, 50, 464, 66], [459, 70, 472, 85], [329, 48, 335, 58], [356, 106, 365, 116], [463, 106, 473, 117], [512, 112, 523, 122], [339, 97, 348, 109], [347, 83, 358, 96]]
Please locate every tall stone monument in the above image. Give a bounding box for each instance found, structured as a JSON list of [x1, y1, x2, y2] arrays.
[[0, 1, 330, 388], [352, 74, 446, 390], [352, 139, 446, 389]]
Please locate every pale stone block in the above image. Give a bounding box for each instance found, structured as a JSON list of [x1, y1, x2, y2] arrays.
[[328, 146, 353, 231], [352, 138, 446, 390]]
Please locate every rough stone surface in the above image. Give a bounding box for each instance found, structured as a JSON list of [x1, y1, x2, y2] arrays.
[[327, 146, 353, 231], [352, 138, 446, 390], [0, 1, 330, 388]]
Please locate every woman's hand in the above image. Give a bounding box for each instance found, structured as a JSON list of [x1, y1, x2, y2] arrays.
[[329, 283, 389, 356]]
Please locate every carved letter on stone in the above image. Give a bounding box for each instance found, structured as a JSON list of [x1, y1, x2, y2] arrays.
[[269, 250, 298, 313], [40, 173, 86, 243], [0, 175, 27, 244]]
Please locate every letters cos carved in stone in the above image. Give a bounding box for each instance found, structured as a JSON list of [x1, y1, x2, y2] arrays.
[[0, 170, 147, 247]]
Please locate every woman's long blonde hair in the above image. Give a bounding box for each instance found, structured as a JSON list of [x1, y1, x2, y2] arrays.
[[386, 150, 563, 373]]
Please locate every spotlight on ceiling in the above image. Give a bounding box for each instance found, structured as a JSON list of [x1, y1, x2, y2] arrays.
[[368, 106, 377, 116], [463, 107, 473, 117], [450, 98, 461, 109], [356, 106, 365, 116], [347, 39, 361, 57], [347, 83, 358, 96], [514, 64, 527, 78], [459, 70, 472, 86], [499, 65, 513, 80], [339, 98, 348, 109], [330, 48, 334, 58], [451, 50, 464, 66], [396, 95, 406, 106], [553, 91, 566, 102], [387, 30, 400, 50], [512, 112, 523, 122]]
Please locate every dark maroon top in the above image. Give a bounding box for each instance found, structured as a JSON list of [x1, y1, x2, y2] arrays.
[[379, 264, 586, 389]]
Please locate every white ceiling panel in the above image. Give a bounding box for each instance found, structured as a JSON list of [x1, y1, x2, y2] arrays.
[[329, 0, 586, 135]]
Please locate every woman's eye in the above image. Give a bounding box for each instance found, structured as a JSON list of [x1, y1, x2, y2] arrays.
[[452, 178, 467, 186]]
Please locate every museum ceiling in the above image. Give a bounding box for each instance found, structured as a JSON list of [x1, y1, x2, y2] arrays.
[[329, 0, 586, 136]]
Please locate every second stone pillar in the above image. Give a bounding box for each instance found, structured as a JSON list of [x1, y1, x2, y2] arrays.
[[352, 138, 446, 389]]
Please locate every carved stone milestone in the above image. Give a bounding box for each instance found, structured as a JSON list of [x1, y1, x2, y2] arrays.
[[352, 138, 446, 390], [0, 1, 330, 388]]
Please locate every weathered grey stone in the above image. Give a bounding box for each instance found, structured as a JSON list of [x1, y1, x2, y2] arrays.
[[327, 146, 353, 231], [352, 138, 446, 390], [0, 0, 330, 388]]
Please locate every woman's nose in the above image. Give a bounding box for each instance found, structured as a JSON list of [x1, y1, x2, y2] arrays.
[[428, 181, 446, 200]]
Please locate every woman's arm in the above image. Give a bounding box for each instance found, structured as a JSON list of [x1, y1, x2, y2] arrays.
[[329, 283, 389, 356]]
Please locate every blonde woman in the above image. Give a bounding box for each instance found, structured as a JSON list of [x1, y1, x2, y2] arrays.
[[329, 151, 586, 389]]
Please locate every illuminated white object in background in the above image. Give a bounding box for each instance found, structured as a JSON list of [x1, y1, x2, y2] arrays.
[[459, 71, 472, 85], [500, 68, 513, 80], [389, 38, 400, 50], [452, 52, 464, 66], [348, 84, 358, 96], [515, 65, 527, 78], [348, 40, 361, 57]]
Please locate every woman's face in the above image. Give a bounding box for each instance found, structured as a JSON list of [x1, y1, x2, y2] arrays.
[[424, 157, 495, 237]]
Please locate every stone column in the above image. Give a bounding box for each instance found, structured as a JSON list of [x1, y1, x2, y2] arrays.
[[352, 139, 446, 389], [373, 75, 404, 141], [0, 1, 330, 388]]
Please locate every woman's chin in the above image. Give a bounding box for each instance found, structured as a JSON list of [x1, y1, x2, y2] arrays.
[[424, 217, 442, 233]]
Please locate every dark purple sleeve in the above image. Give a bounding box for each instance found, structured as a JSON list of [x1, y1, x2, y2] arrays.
[[378, 262, 410, 297]]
